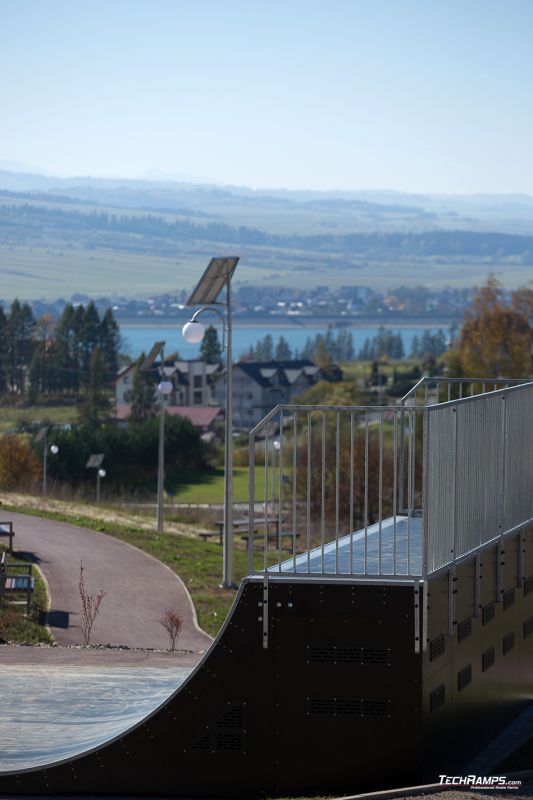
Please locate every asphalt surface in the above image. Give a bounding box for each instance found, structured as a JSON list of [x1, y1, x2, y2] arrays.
[[2, 510, 212, 652]]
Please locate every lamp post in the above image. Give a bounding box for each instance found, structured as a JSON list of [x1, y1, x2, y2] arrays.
[[36, 427, 59, 496], [96, 468, 106, 502], [157, 378, 173, 533], [139, 341, 173, 533], [182, 256, 239, 589]]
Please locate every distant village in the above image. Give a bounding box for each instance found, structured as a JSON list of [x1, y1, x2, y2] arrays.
[[26, 283, 477, 324]]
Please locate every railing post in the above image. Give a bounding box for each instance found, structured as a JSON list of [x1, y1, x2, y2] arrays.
[[422, 408, 430, 579], [248, 433, 256, 575]]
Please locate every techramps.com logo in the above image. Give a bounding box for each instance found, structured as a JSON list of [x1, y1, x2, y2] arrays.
[[438, 775, 522, 790]]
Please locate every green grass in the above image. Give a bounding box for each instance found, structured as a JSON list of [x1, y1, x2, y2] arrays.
[[0, 544, 52, 644], [0, 402, 80, 433], [2, 504, 249, 637], [169, 465, 270, 504]]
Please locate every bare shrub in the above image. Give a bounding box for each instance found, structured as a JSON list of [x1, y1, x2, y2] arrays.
[[158, 608, 183, 652], [0, 608, 19, 643], [78, 561, 107, 646]]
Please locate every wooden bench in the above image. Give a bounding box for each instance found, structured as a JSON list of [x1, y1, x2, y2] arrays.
[[0, 552, 34, 615], [198, 517, 285, 545], [0, 521, 14, 553], [241, 531, 301, 553]]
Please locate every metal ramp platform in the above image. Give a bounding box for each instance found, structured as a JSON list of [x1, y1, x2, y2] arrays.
[[273, 515, 423, 576]]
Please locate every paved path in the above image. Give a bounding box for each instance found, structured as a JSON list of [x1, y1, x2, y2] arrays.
[[3, 511, 212, 652]]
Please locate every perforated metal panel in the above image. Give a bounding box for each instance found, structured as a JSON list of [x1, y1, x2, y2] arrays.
[[482, 647, 495, 672], [458, 617, 472, 642], [457, 664, 472, 691]]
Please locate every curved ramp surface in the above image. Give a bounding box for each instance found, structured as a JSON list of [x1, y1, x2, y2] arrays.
[[0, 665, 192, 771], [5, 511, 211, 651]]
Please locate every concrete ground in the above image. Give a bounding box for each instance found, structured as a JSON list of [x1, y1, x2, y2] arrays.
[[2, 510, 212, 652]]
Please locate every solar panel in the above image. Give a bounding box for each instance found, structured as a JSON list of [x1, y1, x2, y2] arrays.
[[34, 427, 48, 443], [86, 454, 105, 469], [186, 257, 239, 306]]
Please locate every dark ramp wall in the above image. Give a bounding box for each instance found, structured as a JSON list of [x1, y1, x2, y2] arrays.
[[0, 579, 421, 798]]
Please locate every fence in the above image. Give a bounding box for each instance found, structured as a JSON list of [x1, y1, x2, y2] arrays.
[[247, 379, 533, 581]]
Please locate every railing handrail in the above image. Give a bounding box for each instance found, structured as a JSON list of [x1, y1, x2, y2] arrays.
[[400, 376, 532, 405], [249, 403, 419, 436]]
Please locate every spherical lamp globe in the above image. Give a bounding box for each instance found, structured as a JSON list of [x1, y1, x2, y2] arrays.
[[50, 444, 59, 455], [158, 380, 173, 396], [98, 468, 106, 479], [182, 320, 205, 344]]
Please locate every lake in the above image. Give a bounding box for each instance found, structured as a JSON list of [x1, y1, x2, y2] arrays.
[[120, 322, 448, 360]]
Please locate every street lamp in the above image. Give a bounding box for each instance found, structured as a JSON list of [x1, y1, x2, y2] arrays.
[[157, 379, 173, 533], [140, 341, 173, 533], [182, 256, 239, 589], [35, 427, 59, 496], [97, 468, 106, 502]]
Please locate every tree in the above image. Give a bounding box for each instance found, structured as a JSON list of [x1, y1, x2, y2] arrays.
[[0, 307, 7, 392], [125, 354, 157, 422], [99, 309, 120, 382], [79, 302, 101, 385], [455, 276, 533, 378], [199, 325, 222, 365], [5, 299, 35, 393], [275, 336, 292, 360], [314, 338, 333, 374], [27, 346, 42, 405], [79, 348, 111, 428]]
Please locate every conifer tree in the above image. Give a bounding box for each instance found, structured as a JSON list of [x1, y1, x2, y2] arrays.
[[125, 353, 157, 422], [199, 325, 222, 365]]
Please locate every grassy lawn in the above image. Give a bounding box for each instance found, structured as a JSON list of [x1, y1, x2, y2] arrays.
[[169, 465, 269, 505], [0, 403, 80, 433], [2, 504, 249, 637], [0, 544, 52, 644]]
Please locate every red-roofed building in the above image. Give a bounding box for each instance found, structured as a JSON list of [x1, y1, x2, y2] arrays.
[[115, 403, 224, 435]]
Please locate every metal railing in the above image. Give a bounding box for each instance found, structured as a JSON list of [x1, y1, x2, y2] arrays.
[[248, 404, 425, 580], [401, 376, 530, 407], [247, 378, 533, 581]]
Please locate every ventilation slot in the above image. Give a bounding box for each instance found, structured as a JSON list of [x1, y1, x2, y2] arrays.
[[524, 575, 533, 596], [305, 697, 391, 719], [458, 617, 472, 642], [482, 646, 495, 672], [192, 705, 246, 753], [458, 664, 472, 692], [429, 684, 445, 712], [503, 588, 516, 611], [307, 646, 391, 666], [524, 617, 533, 639], [502, 632, 515, 656], [482, 603, 495, 626], [429, 634, 446, 662]]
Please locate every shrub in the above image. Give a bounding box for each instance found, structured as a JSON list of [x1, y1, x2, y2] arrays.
[[158, 608, 183, 652], [0, 434, 41, 490]]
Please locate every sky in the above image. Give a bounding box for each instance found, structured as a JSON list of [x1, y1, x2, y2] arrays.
[[1, 0, 532, 194]]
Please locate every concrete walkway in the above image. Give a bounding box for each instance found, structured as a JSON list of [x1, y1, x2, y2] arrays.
[[3, 511, 212, 652]]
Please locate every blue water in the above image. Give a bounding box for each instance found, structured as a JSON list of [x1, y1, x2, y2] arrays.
[[120, 323, 441, 360]]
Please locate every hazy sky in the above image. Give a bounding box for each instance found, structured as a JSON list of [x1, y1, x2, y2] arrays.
[[1, 0, 532, 194]]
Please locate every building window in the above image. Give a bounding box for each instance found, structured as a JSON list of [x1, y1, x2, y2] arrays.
[[194, 390, 202, 404], [194, 375, 202, 388]]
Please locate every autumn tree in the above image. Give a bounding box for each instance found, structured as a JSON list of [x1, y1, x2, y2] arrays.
[[454, 276, 533, 378], [0, 435, 41, 490]]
